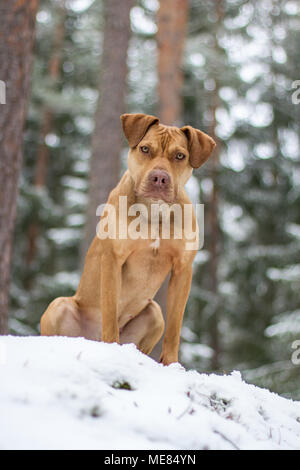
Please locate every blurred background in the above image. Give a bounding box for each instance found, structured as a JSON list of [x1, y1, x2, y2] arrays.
[[1, 0, 300, 398]]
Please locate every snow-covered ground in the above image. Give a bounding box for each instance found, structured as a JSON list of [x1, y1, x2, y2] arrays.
[[1, 335, 300, 450]]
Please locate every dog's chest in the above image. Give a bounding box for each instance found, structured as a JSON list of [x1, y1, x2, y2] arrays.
[[122, 240, 171, 289]]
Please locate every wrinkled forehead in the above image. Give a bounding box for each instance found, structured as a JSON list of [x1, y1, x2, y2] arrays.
[[142, 124, 188, 151]]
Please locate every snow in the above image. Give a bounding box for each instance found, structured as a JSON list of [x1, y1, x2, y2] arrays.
[[265, 310, 300, 337], [47, 228, 82, 247], [1, 336, 300, 450], [267, 265, 300, 282], [287, 223, 300, 240]]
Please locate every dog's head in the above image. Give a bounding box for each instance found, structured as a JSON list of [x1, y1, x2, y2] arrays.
[[121, 113, 216, 204]]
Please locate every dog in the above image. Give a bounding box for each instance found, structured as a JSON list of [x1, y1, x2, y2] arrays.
[[40, 113, 215, 365]]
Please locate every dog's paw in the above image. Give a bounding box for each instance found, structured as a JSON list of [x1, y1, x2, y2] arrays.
[[159, 352, 178, 366]]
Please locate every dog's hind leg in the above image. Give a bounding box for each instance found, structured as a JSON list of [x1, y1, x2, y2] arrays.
[[40, 297, 83, 337], [119, 300, 165, 355]]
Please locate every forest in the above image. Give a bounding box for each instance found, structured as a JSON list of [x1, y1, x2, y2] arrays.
[[0, 0, 299, 399]]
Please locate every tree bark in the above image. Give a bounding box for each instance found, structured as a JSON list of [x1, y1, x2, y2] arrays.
[[0, 0, 39, 334], [26, 0, 66, 269], [157, 0, 189, 126], [81, 0, 134, 260]]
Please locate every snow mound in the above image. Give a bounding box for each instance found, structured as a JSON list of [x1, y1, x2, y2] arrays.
[[1, 336, 300, 450]]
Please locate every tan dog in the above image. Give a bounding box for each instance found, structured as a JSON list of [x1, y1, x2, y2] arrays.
[[40, 114, 215, 365]]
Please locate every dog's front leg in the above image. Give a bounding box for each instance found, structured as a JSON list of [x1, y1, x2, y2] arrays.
[[160, 264, 193, 366], [100, 251, 122, 343]]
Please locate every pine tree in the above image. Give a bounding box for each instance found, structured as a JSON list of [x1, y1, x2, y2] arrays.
[[26, 0, 67, 274]]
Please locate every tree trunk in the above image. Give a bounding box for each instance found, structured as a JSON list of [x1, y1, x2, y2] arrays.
[[157, 0, 189, 126], [151, 0, 189, 361], [26, 0, 66, 269], [0, 0, 39, 334], [81, 0, 134, 260]]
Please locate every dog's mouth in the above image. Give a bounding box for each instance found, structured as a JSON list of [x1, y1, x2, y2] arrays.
[[136, 183, 175, 204], [139, 189, 174, 204]]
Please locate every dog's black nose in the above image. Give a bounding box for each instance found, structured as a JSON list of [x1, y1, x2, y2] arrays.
[[148, 169, 170, 189]]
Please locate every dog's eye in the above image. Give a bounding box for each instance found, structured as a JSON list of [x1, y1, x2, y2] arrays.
[[140, 145, 150, 154], [175, 152, 185, 160]]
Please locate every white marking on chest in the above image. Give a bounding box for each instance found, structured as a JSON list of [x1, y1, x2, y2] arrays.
[[150, 237, 160, 252]]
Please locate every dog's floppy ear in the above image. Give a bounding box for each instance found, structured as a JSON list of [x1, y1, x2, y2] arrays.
[[181, 125, 216, 169], [120, 113, 159, 148]]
